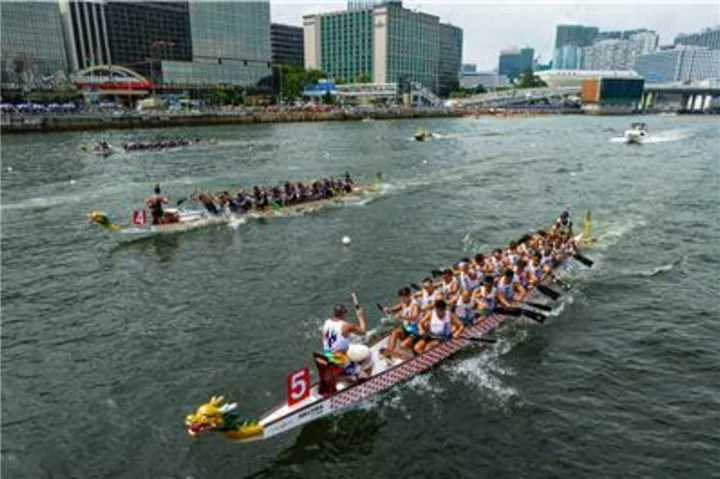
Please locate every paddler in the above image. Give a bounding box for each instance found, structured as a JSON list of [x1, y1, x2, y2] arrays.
[[414, 299, 463, 354], [473, 276, 497, 313], [554, 210, 573, 239], [146, 184, 168, 225], [322, 303, 371, 379], [189, 189, 221, 215], [418, 277, 442, 312], [381, 287, 421, 359], [496, 269, 527, 307], [452, 289, 481, 326], [439, 269, 460, 297]]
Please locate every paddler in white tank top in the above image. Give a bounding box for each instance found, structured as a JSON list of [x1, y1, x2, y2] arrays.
[[439, 269, 460, 298], [417, 277, 443, 312], [414, 299, 463, 354], [322, 303, 369, 373], [381, 287, 421, 359]]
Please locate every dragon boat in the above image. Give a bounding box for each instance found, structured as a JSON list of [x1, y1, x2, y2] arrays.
[[88, 183, 379, 239], [185, 224, 593, 443]]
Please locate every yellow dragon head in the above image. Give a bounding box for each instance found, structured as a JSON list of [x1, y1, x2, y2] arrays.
[[185, 395, 264, 441]]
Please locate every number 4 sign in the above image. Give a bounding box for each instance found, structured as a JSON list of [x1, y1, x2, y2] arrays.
[[286, 367, 310, 406], [132, 209, 147, 226]]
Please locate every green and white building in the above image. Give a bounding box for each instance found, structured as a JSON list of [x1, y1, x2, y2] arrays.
[[304, 1, 461, 94]]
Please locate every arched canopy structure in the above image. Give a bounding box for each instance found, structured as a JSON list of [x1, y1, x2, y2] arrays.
[[73, 64, 152, 95]]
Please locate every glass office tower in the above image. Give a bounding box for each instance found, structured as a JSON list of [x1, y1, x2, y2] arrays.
[[1, 2, 69, 88], [162, 0, 271, 87]]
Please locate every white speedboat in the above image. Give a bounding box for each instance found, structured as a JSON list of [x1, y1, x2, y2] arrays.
[[623, 123, 648, 144]]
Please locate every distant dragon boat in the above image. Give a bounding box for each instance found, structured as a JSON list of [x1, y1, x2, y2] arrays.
[[88, 182, 379, 239], [184, 220, 594, 443]]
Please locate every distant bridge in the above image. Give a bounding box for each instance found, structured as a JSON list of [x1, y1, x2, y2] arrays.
[[641, 82, 720, 112], [455, 86, 581, 108]]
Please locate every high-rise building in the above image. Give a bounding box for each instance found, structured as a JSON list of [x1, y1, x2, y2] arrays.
[[462, 63, 477, 73], [634, 47, 720, 83], [271, 23, 304, 67], [304, 2, 460, 92], [553, 24, 598, 69], [58, 0, 112, 71], [348, 0, 401, 10], [438, 23, 463, 95], [581, 31, 658, 71], [103, 1, 192, 79], [1, 1, 69, 88], [152, 0, 270, 88], [498, 47, 534, 80], [674, 26, 720, 50]]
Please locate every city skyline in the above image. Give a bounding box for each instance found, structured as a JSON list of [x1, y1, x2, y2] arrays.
[[271, 1, 719, 70]]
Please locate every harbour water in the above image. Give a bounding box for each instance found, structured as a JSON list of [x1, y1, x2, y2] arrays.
[[1, 116, 718, 478]]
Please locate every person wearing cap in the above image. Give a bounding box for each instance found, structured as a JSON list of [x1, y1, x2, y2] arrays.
[[381, 287, 421, 359], [145, 184, 168, 225], [321, 302, 370, 376], [414, 299, 463, 354]]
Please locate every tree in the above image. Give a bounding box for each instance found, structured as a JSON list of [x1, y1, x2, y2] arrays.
[[517, 69, 548, 89], [354, 73, 371, 84], [333, 77, 347, 85]]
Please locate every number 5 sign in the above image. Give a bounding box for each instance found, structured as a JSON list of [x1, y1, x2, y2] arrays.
[[286, 367, 310, 406]]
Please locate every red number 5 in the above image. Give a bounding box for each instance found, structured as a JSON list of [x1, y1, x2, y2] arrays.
[[286, 367, 310, 406]]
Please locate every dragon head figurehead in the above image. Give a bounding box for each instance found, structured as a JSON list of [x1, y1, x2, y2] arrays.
[[88, 210, 121, 232], [185, 395, 264, 441]]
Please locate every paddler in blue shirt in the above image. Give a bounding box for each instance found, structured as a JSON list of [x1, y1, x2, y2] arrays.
[[146, 184, 168, 225]]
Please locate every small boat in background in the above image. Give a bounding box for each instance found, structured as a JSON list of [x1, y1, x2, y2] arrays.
[[414, 127, 432, 142], [624, 123, 648, 144]]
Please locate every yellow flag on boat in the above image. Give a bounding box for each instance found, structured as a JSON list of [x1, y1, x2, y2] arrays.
[[582, 207, 593, 244]]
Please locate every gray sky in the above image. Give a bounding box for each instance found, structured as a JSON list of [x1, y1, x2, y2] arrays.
[[270, 1, 719, 70]]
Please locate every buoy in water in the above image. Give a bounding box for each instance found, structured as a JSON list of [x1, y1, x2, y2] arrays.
[[7, 166, 13, 172], [342, 235, 352, 245]]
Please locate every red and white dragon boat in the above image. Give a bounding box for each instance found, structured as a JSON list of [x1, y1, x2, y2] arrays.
[[185, 225, 592, 443]]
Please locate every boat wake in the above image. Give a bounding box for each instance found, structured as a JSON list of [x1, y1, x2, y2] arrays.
[[446, 339, 519, 404], [609, 129, 692, 144]]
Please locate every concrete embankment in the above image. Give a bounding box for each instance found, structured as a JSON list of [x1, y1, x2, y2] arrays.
[[0, 109, 462, 134]]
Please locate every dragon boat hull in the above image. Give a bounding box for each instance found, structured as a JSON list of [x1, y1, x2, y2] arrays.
[[92, 185, 377, 239], [204, 234, 584, 443]]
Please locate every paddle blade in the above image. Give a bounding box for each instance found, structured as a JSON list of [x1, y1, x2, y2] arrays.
[[536, 284, 561, 300], [375, 302, 385, 313], [410, 283, 421, 291], [492, 306, 522, 317], [524, 301, 552, 312], [574, 253, 594, 268], [521, 309, 547, 323]]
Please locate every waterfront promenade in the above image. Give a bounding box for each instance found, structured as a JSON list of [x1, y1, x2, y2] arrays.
[[0, 106, 463, 134]]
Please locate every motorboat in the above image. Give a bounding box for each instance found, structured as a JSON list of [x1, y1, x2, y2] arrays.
[[623, 123, 648, 144]]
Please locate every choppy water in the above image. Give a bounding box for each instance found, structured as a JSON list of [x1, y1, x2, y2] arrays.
[[2, 116, 719, 478]]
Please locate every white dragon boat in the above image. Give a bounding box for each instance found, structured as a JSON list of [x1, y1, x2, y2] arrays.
[[88, 183, 379, 239], [185, 228, 592, 443]]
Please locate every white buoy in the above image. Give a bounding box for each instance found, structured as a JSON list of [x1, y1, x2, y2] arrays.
[[7, 166, 13, 172], [70, 179, 76, 184], [342, 235, 352, 245], [422, 160, 428, 164]]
